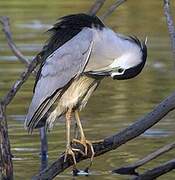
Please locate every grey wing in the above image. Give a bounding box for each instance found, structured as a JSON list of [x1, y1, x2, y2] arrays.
[[25, 28, 93, 131]]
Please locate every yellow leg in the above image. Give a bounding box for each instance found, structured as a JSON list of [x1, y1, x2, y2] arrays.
[[64, 108, 85, 165], [64, 108, 75, 163], [73, 110, 95, 162]]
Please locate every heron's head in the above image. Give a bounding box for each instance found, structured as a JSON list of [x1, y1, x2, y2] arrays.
[[110, 36, 147, 80]]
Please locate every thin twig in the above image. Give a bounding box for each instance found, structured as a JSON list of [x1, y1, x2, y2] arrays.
[[133, 159, 175, 180], [113, 142, 175, 175], [0, 55, 41, 106], [163, 0, 175, 59], [34, 90, 175, 179], [0, 16, 30, 65], [101, 0, 127, 20], [88, 0, 106, 16]]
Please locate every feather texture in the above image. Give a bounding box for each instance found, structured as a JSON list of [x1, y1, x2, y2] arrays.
[[25, 28, 93, 131]]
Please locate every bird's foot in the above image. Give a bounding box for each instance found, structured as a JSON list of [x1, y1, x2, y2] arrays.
[[64, 146, 86, 164], [72, 138, 95, 162]]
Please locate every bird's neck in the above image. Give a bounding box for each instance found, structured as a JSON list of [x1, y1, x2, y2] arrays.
[[94, 28, 135, 58]]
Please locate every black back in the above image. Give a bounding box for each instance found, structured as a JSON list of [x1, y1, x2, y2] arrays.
[[34, 13, 104, 92]]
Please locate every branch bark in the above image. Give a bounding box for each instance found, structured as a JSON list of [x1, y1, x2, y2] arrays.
[[0, 1, 174, 179], [0, 53, 40, 180], [0, 16, 44, 179], [34, 91, 175, 179], [113, 142, 175, 175], [1, 16, 48, 170], [1, 55, 41, 106], [0, 103, 13, 180], [88, 0, 106, 16], [133, 159, 175, 180], [0, 16, 29, 66], [101, 0, 127, 20], [163, 0, 175, 59]]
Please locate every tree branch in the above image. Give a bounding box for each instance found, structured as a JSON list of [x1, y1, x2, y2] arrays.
[[1, 55, 41, 106], [101, 0, 127, 20], [0, 103, 13, 180], [0, 53, 41, 179], [88, 0, 106, 16], [0, 16, 30, 66], [0, 16, 48, 179], [0, 1, 174, 179], [133, 159, 175, 180], [0, 16, 43, 179], [34, 91, 175, 179], [163, 0, 175, 59], [113, 141, 175, 175]]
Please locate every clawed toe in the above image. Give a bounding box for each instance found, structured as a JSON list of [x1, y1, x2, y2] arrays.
[[64, 146, 77, 164], [72, 138, 95, 162], [64, 145, 87, 165], [73, 139, 88, 154]]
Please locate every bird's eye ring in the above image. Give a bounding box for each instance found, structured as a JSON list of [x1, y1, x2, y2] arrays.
[[118, 68, 124, 73]]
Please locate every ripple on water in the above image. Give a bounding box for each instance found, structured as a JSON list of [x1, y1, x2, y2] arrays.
[[16, 20, 51, 30], [12, 147, 38, 152], [142, 129, 173, 138]]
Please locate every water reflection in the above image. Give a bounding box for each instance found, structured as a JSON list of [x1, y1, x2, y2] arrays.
[[1, 0, 175, 179]]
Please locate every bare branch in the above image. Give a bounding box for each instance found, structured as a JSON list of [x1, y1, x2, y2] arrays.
[[0, 16, 48, 177], [113, 142, 175, 175], [0, 53, 41, 179], [163, 0, 175, 59], [88, 0, 106, 16], [0, 17, 40, 104], [1, 55, 41, 106], [0, 16, 30, 66], [101, 0, 127, 20], [133, 159, 175, 180], [0, 103, 13, 180], [34, 90, 175, 179]]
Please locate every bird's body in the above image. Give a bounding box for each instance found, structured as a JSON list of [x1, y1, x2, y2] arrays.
[[25, 13, 147, 166], [47, 75, 100, 128]]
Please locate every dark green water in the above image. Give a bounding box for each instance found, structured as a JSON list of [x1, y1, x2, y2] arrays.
[[0, 0, 175, 179]]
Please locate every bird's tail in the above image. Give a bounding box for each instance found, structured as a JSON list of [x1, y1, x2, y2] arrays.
[[45, 105, 65, 130], [24, 90, 61, 133]]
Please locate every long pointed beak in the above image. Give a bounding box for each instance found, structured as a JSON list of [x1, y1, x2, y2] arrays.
[[86, 70, 112, 77]]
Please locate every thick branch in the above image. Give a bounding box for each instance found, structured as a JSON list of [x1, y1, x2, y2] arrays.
[[34, 91, 175, 179], [133, 159, 175, 180], [101, 0, 127, 20], [0, 16, 29, 65], [0, 54, 40, 179], [113, 142, 175, 175], [163, 0, 175, 59], [0, 103, 13, 180], [88, 0, 106, 16]]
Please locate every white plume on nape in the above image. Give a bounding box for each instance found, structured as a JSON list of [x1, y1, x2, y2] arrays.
[[145, 36, 148, 45]]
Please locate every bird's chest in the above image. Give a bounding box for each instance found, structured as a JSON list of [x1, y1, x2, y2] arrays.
[[59, 76, 98, 109]]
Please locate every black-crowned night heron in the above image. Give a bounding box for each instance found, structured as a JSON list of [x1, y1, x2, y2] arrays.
[[25, 13, 147, 165]]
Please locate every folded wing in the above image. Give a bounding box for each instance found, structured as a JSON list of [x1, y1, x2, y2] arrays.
[[25, 28, 93, 132]]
